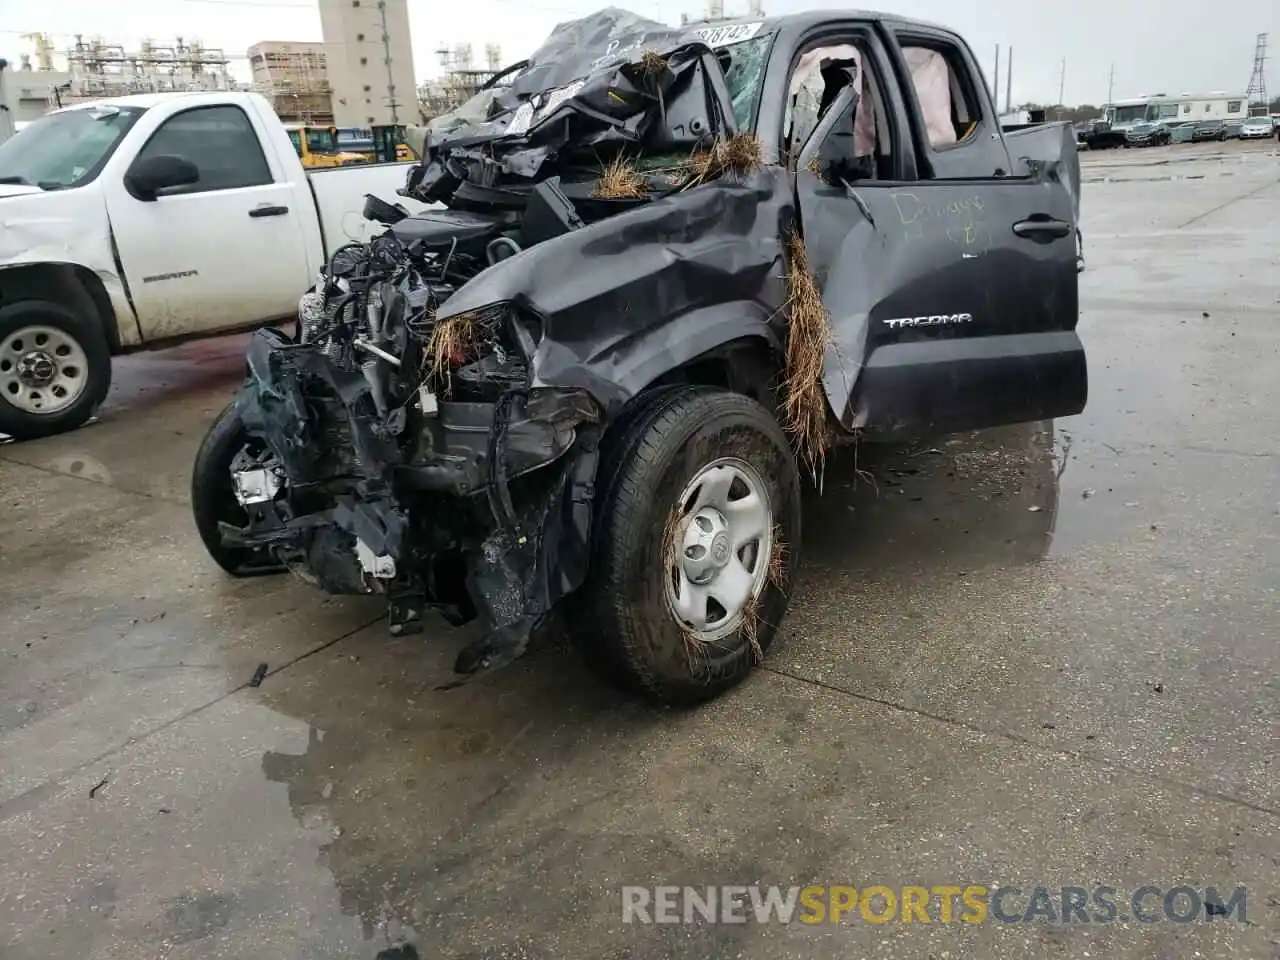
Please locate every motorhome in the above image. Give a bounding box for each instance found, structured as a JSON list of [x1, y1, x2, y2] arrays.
[[1105, 94, 1249, 131]]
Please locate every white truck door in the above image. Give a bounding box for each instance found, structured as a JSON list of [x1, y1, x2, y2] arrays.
[[102, 103, 313, 341]]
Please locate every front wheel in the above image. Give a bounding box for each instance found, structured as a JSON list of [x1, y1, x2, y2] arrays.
[[191, 402, 287, 577], [569, 386, 802, 704], [0, 300, 112, 440]]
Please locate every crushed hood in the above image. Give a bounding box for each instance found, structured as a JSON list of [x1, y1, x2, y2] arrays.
[[417, 8, 682, 144], [402, 21, 748, 205], [408, 8, 775, 159]]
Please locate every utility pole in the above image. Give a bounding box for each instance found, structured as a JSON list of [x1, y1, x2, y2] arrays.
[[1106, 63, 1115, 112], [992, 44, 1000, 106], [1058, 57, 1066, 107], [377, 0, 400, 124], [1005, 46, 1013, 114]]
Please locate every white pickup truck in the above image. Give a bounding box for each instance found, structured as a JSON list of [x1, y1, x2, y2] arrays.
[[0, 90, 428, 439]]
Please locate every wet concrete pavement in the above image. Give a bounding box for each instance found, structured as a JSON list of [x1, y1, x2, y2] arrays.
[[1, 141, 1278, 959]]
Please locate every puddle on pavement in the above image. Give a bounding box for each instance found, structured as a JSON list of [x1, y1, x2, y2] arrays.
[[251, 627, 648, 955], [797, 420, 1072, 575]]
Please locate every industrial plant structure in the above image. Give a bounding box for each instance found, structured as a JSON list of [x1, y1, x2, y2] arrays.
[[3, 34, 70, 123], [248, 40, 333, 125], [319, 0, 416, 126], [0, 32, 237, 121], [7, 0, 418, 128], [58, 34, 236, 104], [418, 42, 505, 120], [248, 0, 419, 127]]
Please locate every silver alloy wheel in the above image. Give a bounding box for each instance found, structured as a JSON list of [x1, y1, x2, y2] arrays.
[[664, 457, 774, 643], [0, 325, 90, 415]]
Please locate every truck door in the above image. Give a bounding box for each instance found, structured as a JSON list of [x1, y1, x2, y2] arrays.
[[102, 103, 313, 341], [788, 27, 1086, 436]]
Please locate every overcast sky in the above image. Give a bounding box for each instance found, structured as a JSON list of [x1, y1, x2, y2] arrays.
[[0, 0, 1275, 105]]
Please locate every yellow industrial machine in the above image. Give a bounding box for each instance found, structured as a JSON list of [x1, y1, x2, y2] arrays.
[[374, 125, 419, 163], [334, 125, 418, 164], [283, 124, 368, 168]]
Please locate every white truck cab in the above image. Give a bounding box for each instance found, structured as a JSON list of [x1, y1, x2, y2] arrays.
[[0, 90, 426, 439]]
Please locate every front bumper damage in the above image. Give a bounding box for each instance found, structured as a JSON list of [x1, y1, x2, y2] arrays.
[[222, 326, 601, 678]]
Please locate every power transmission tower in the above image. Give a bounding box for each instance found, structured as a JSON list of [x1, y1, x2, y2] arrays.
[[377, 0, 400, 123], [1244, 32, 1268, 116]]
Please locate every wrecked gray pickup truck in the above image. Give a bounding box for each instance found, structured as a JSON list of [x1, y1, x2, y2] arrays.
[[192, 8, 1086, 704]]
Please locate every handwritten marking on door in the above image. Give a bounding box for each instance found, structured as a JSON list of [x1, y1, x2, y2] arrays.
[[890, 193, 988, 253]]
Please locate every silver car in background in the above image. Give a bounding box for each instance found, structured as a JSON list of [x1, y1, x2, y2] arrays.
[[1239, 117, 1274, 140]]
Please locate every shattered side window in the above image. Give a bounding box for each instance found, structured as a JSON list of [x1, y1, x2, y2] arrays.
[[720, 35, 774, 130]]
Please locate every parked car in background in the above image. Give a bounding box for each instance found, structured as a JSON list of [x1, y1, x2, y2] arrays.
[[1124, 121, 1171, 147], [1224, 120, 1243, 139], [1239, 116, 1274, 139], [1191, 119, 1227, 142], [1075, 119, 1126, 149], [1169, 121, 1196, 143]]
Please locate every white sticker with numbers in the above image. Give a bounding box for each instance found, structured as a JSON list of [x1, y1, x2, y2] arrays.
[[685, 21, 764, 47]]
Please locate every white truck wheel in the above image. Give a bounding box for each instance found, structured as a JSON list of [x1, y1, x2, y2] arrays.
[[0, 301, 111, 441]]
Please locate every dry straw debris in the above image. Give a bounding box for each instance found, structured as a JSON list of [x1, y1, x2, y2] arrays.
[[766, 525, 789, 591], [740, 595, 764, 664], [782, 231, 835, 476], [592, 154, 649, 199], [683, 131, 764, 185], [660, 500, 686, 574], [426, 310, 483, 384], [640, 49, 668, 76]]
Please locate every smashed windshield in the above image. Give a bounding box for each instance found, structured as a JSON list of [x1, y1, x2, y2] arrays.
[[720, 35, 773, 129], [0, 105, 145, 190], [424, 10, 775, 140]]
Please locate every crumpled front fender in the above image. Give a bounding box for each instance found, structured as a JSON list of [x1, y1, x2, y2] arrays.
[[436, 166, 795, 414]]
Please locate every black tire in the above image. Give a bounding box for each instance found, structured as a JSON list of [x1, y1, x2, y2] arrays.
[[0, 300, 111, 441], [568, 386, 802, 705], [191, 401, 286, 577]]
